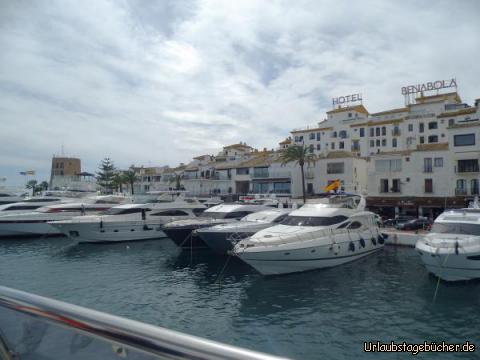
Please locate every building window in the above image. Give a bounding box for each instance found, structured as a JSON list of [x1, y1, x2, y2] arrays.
[[448, 119, 455, 127], [339, 141, 344, 149], [376, 127, 380, 136], [376, 139, 380, 147], [316, 132, 321, 141], [454, 134, 475, 146], [360, 128, 365, 137], [425, 179, 433, 193], [428, 135, 438, 143], [381, 139, 387, 147], [456, 179, 467, 195], [339, 130, 347, 139], [392, 125, 400, 136], [434, 158, 443, 167], [472, 179, 479, 195], [381, 127, 386, 136], [458, 159, 479, 173], [331, 143, 335, 150], [380, 179, 389, 193], [428, 121, 438, 130], [317, 144, 321, 150], [236, 167, 249, 175], [419, 123, 424, 133], [392, 138, 397, 148], [326, 162, 345, 174], [309, 144, 314, 153], [309, 133, 315, 140], [370, 140, 375, 147], [408, 124, 413, 132], [352, 140, 360, 151], [375, 159, 402, 172], [348, 112, 352, 118], [370, 128, 374, 137], [392, 179, 401, 193], [424, 158, 433, 173], [331, 131, 337, 138], [419, 136, 425, 144]]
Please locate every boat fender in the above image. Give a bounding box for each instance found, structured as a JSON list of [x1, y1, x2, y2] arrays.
[[100, 220, 103, 229], [349, 242, 355, 252], [378, 235, 384, 245], [359, 238, 365, 248], [455, 241, 459, 255], [141, 209, 146, 221], [371, 237, 377, 246]]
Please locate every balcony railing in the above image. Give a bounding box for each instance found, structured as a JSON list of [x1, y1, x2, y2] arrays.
[[305, 171, 315, 179], [455, 188, 467, 196], [423, 166, 433, 173], [251, 171, 291, 179]]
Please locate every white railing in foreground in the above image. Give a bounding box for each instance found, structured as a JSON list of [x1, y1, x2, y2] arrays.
[[0, 286, 289, 360]]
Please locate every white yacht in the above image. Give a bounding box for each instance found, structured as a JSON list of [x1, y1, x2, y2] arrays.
[[0, 195, 130, 238], [49, 198, 207, 243], [163, 204, 271, 250], [196, 208, 291, 255], [0, 196, 69, 215], [416, 206, 480, 281], [233, 194, 384, 275]]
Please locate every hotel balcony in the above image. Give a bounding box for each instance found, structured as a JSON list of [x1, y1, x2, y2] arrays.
[[251, 171, 291, 179]]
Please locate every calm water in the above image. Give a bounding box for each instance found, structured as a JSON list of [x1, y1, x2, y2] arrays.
[[0, 237, 479, 359]]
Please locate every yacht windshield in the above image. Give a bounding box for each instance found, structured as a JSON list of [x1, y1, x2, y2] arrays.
[[431, 222, 480, 236], [199, 212, 229, 219], [280, 215, 348, 226], [101, 207, 148, 215]]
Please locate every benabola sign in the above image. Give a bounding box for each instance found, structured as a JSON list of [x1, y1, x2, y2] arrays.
[[401, 78, 457, 95]]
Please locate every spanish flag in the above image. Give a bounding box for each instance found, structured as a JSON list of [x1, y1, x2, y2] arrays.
[[324, 179, 341, 192]]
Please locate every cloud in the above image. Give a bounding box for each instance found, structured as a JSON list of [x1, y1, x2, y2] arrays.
[[0, 0, 479, 185]]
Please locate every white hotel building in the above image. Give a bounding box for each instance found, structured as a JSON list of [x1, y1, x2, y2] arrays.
[[291, 90, 480, 218]]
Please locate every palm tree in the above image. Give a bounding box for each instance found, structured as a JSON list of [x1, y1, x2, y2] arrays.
[[168, 173, 183, 190], [26, 180, 38, 196], [39, 181, 49, 192], [280, 145, 317, 203], [123, 170, 138, 195]]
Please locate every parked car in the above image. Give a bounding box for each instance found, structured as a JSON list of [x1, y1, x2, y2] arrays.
[[383, 216, 415, 227], [395, 218, 433, 231]]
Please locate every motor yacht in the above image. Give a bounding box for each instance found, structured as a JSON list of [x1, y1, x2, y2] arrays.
[[0, 195, 130, 238], [163, 204, 271, 250], [416, 206, 480, 281], [49, 198, 206, 243], [233, 194, 384, 275], [0, 195, 71, 215], [196, 208, 291, 255]]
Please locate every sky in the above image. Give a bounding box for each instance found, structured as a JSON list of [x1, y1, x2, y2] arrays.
[[1, 0, 479, 185]]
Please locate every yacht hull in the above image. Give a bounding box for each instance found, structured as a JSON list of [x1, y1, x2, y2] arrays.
[[416, 239, 480, 281], [0, 221, 61, 238], [198, 231, 255, 255], [163, 226, 210, 249], [236, 234, 384, 275], [50, 221, 167, 243]]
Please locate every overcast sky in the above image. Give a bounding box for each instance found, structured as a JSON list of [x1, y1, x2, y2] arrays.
[[1, 0, 479, 185]]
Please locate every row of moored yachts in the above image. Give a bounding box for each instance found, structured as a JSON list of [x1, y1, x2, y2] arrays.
[[1, 191, 480, 280]]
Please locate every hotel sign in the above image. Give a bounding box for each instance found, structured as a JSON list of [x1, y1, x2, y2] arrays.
[[332, 93, 362, 106], [401, 78, 457, 95]]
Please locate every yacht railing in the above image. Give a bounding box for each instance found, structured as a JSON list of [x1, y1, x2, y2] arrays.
[[0, 285, 289, 360]]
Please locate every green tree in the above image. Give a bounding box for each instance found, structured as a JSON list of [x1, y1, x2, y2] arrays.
[[123, 170, 138, 195], [39, 181, 49, 192], [96, 158, 116, 194], [280, 145, 317, 203], [26, 179, 38, 196]]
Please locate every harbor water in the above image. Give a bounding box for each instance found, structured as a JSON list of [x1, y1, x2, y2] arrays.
[[1, 237, 479, 359]]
